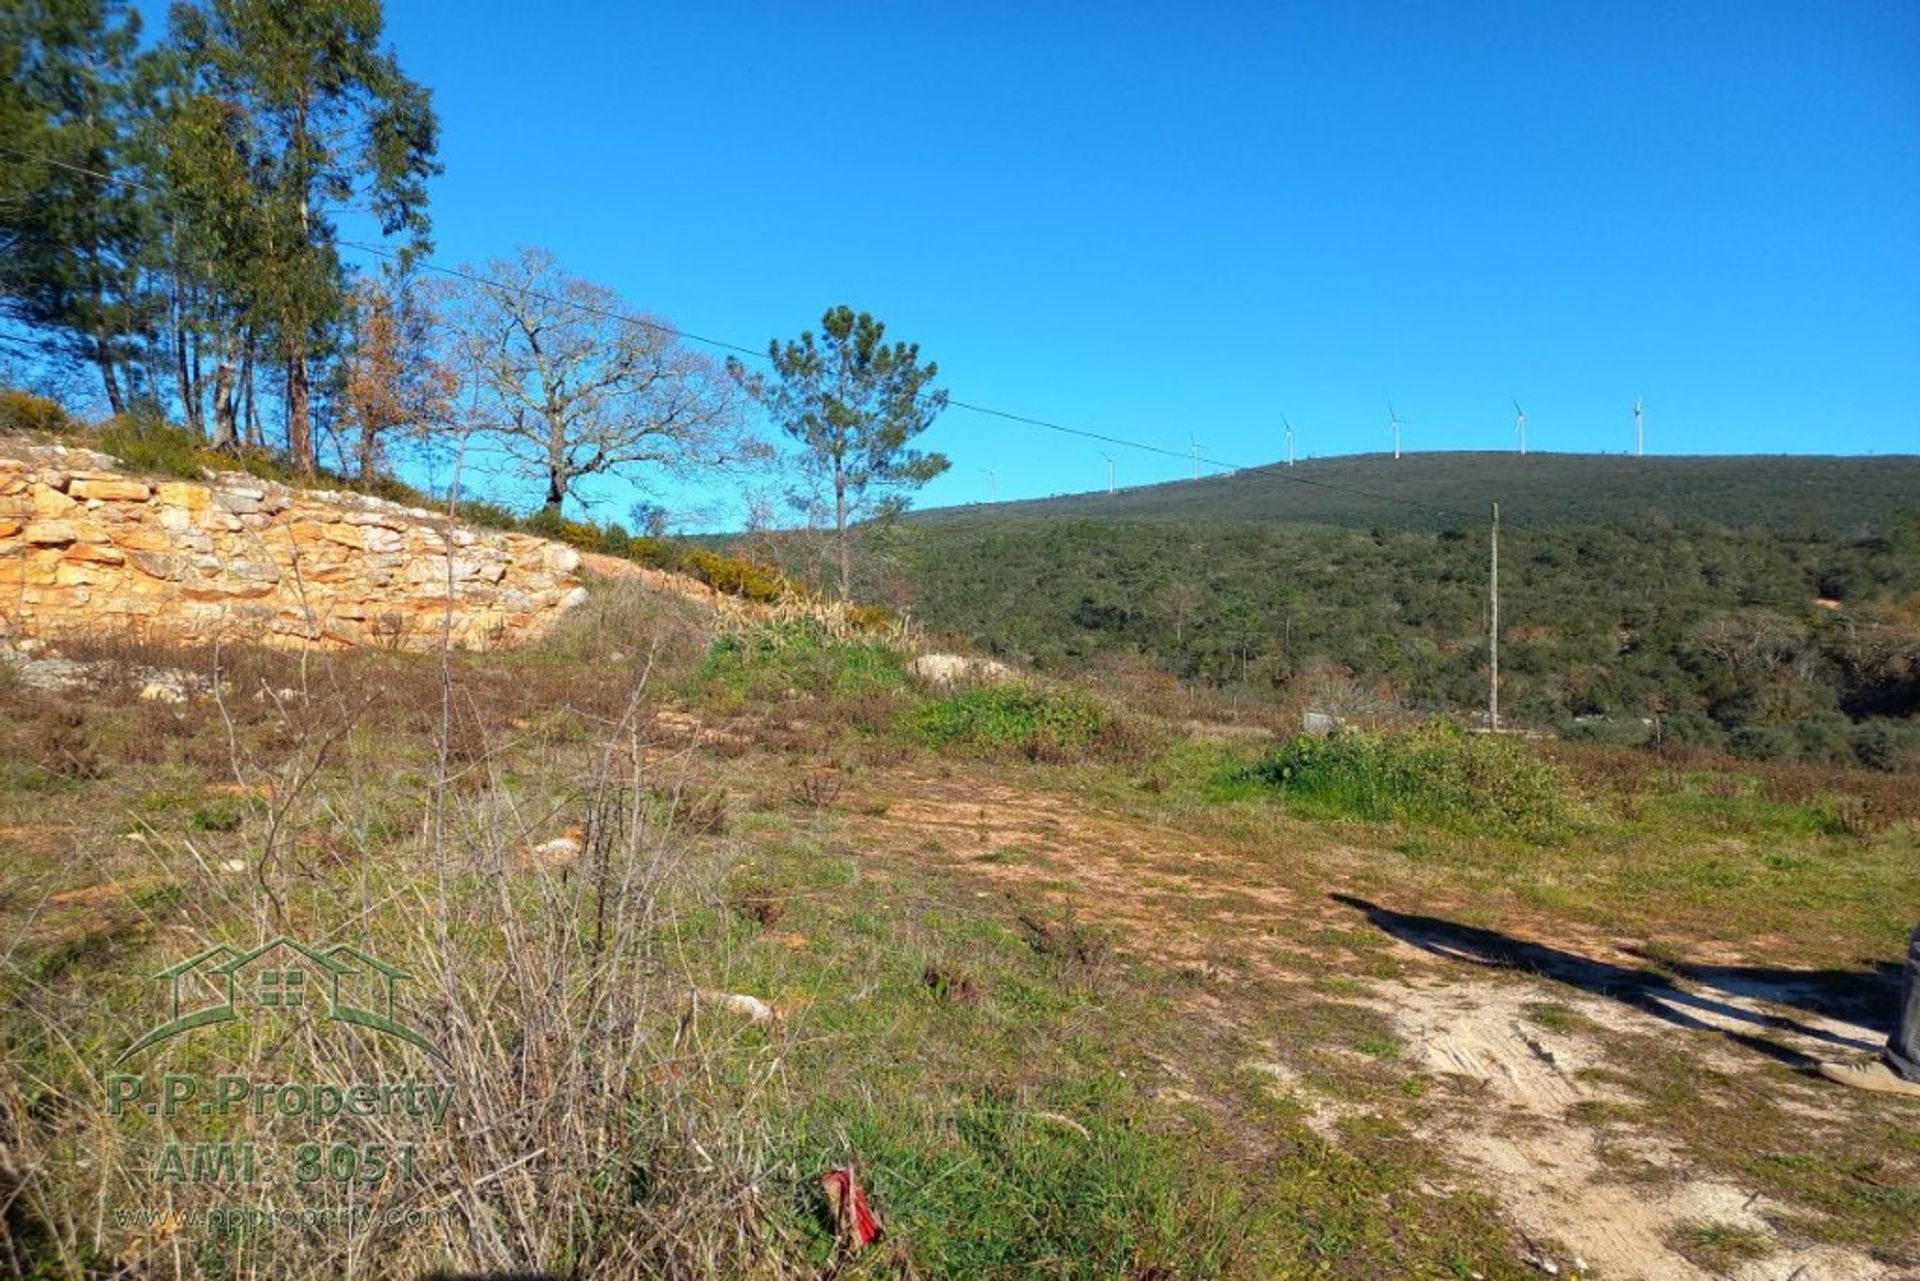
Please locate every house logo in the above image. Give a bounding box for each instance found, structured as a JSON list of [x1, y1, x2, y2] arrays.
[[116, 936, 445, 1065]]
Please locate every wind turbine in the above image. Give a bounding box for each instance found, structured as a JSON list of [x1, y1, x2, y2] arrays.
[[1284, 416, 1296, 466], [980, 468, 997, 503], [1388, 403, 1402, 460], [1633, 396, 1645, 456], [1513, 399, 1528, 456], [1189, 433, 1204, 480], [1100, 451, 1115, 494]]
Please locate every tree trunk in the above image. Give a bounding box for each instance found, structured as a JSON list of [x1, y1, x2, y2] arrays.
[[285, 334, 312, 473], [211, 339, 238, 450], [173, 321, 202, 437], [239, 333, 259, 448], [359, 418, 378, 485], [835, 467, 850, 601], [94, 330, 125, 416], [543, 415, 567, 515]]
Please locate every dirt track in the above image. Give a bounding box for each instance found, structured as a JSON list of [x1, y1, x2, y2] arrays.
[[845, 767, 1905, 1281]]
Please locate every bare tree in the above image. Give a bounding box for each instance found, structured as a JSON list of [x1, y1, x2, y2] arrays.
[[449, 247, 744, 517]]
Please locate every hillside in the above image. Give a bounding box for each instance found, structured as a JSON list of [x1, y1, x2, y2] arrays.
[[5, 588, 1915, 1279], [851, 453, 1920, 767], [907, 451, 1920, 533]]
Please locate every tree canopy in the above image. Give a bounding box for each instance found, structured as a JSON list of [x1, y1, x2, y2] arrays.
[[732, 305, 949, 599]]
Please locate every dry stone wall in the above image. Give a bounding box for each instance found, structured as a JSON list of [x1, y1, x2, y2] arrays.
[[0, 439, 587, 651]]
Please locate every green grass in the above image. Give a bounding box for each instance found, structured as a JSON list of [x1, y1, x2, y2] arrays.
[[696, 619, 913, 704], [1670, 1221, 1773, 1272], [911, 683, 1155, 764], [1238, 721, 1584, 841]]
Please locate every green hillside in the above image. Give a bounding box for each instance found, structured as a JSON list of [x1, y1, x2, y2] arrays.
[[849, 453, 1920, 768], [907, 451, 1920, 533]]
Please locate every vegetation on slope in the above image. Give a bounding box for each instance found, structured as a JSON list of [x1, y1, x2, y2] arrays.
[[906, 451, 1920, 534], [850, 507, 1920, 769]]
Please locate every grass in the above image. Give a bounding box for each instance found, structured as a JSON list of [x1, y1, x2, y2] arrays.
[[3, 583, 1916, 1278], [1238, 720, 1585, 841], [912, 683, 1157, 764], [0, 612, 1543, 1279], [1670, 1221, 1773, 1273]]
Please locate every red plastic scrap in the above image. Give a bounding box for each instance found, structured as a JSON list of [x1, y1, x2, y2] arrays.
[[821, 1166, 882, 1249]]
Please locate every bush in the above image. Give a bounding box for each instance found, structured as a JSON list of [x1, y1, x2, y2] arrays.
[[94, 415, 213, 479], [0, 387, 74, 435], [522, 505, 608, 548], [913, 683, 1155, 764], [699, 618, 912, 703], [450, 497, 522, 531], [1850, 719, 1920, 773], [684, 548, 791, 603], [1242, 720, 1582, 841]]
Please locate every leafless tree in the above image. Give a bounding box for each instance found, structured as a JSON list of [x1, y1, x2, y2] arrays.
[[448, 246, 747, 516]]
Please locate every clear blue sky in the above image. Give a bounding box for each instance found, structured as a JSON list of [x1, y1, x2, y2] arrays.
[[348, 0, 1917, 520]]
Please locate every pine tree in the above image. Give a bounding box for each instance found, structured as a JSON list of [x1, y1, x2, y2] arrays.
[[731, 307, 950, 600]]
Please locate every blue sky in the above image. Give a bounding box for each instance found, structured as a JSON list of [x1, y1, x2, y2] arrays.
[[345, 1, 1918, 519]]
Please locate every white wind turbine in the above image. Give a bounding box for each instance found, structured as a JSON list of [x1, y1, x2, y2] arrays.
[[980, 468, 997, 503], [1189, 433, 1204, 480], [1284, 416, 1296, 466], [1100, 451, 1115, 494], [1513, 399, 1528, 455], [1389, 403, 1403, 460], [1634, 396, 1645, 456]]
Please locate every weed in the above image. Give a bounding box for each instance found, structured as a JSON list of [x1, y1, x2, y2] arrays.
[[914, 684, 1157, 764], [921, 964, 981, 1004], [1241, 720, 1583, 840], [187, 799, 249, 832], [1017, 907, 1117, 976], [792, 768, 844, 811], [1669, 1221, 1772, 1272]]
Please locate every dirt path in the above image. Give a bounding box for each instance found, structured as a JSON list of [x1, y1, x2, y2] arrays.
[[844, 767, 1906, 1281]]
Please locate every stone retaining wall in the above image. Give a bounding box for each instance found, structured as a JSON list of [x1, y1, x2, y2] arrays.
[[0, 439, 586, 651]]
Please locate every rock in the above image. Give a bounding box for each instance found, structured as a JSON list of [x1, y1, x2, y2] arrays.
[[68, 478, 150, 502], [908, 652, 1017, 689], [139, 679, 189, 705], [0, 439, 590, 653], [706, 991, 776, 1024], [22, 520, 79, 545], [516, 830, 584, 870]]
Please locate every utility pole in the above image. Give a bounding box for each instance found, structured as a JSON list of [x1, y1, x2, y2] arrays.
[[1489, 501, 1500, 733]]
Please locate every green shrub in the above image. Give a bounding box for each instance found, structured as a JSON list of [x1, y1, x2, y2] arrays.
[[684, 548, 791, 603], [699, 619, 911, 702], [624, 535, 684, 571], [0, 387, 75, 435], [1242, 720, 1582, 840], [913, 683, 1154, 764], [846, 602, 899, 632], [94, 416, 212, 479], [450, 497, 522, 531], [92, 415, 305, 488], [1850, 719, 1920, 773], [522, 505, 607, 548]]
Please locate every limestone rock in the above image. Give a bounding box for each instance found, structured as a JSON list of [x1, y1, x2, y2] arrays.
[[908, 652, 1017, 689], [0, 435, 590, 653]]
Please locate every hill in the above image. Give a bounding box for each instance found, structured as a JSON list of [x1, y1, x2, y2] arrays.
[[906, 451, 1920, 533], [853, 453, 1920, 767]]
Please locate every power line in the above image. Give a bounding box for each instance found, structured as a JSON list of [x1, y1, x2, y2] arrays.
[[0, 144, 1582, 528]]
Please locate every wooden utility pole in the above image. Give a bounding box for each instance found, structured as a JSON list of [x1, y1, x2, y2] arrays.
[[1489, 501, 1500, 733]]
